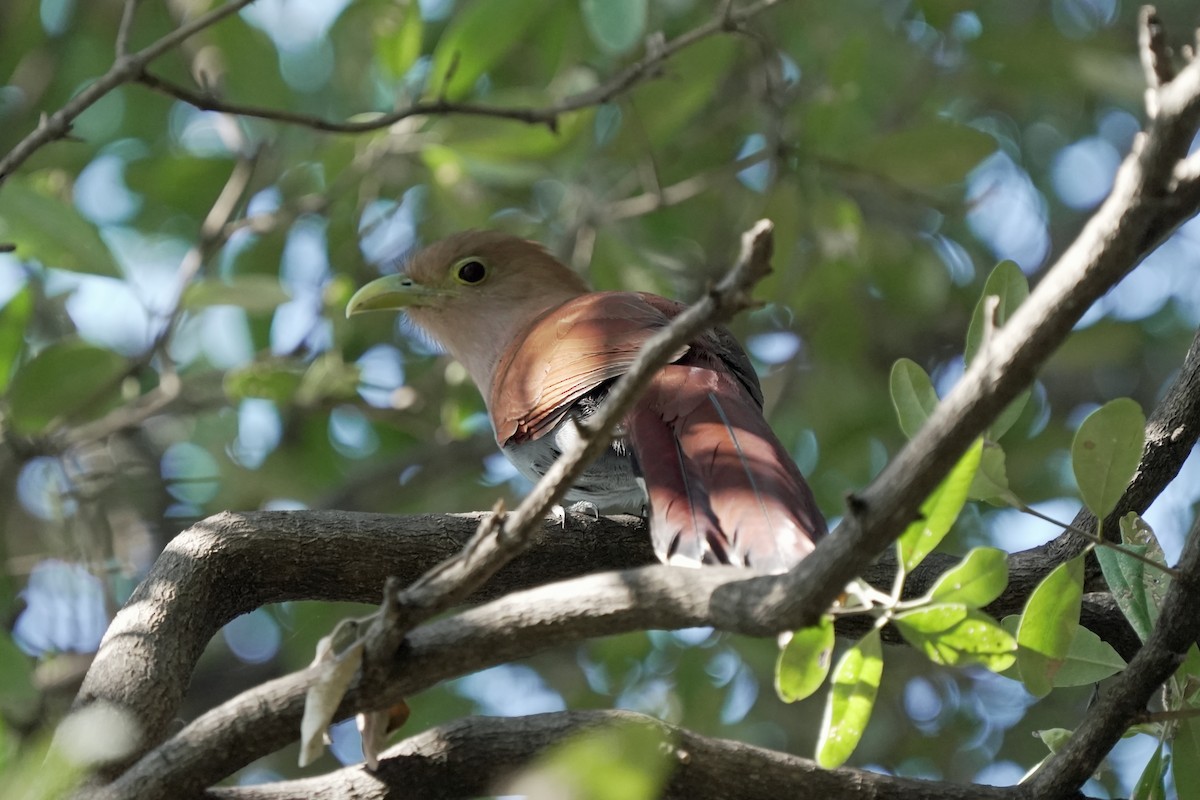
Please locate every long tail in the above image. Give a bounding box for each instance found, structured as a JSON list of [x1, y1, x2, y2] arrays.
[[627, 365, 826, 573]]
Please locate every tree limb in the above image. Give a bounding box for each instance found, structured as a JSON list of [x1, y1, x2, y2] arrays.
[[203, 710, 1066, 800]]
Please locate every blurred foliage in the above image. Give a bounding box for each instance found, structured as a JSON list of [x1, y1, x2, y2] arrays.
[[2, 0, 1199, 795]]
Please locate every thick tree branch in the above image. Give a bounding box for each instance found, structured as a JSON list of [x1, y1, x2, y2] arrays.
[[74, 511, 654, 758], [203, 710, 1055, 800]]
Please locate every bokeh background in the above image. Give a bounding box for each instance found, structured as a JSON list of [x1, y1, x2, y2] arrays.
[[2, 0, 1199, 794]]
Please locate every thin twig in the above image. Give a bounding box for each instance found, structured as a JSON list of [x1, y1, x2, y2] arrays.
[[115, 0, 142, 58], [131, 0, 785, 137], [1017, 504, 1180, 578], [0, 0, 260, 184]]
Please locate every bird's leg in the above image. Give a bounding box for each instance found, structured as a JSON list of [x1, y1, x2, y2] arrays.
[[549, 500, 601, 529]]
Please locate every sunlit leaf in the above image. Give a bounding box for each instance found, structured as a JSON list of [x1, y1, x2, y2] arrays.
[[965, 261, 1029, 366], [6, 340, 127, 434], [182, 277, 290, 313], [896, 438, 983, 572], [1016, 555, 1084, 697], [296, 353, 362, 407], [224, 362, 304, 405], [429, 0, 553, 100], [503, 719, 673, 800], [927, 547, 1008, 608], [581, 0, 647, 55], [1072, 398, 1145, 520], [376, 4, 425, 80], [816, 629, 883, 769], [1035, 727, 1073, 753], [889, 358, 937, 439], [0, 176, 121, 277], [776, 615, 835, 703], [893, 604, 1016, 671]]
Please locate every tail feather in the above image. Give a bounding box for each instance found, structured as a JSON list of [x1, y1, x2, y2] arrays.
[[628, 365, 825, 573]]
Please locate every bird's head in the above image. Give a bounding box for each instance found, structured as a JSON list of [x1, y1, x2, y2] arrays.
[[346, 230, 589, 389]]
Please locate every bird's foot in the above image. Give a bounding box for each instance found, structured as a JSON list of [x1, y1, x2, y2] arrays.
[[550, 501, 601, 529]]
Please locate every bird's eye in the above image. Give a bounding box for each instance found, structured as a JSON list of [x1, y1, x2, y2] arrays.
[[454, 258, 488, 285]]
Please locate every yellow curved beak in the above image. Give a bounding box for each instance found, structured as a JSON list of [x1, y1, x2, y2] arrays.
[[345, 274, 449, 318]]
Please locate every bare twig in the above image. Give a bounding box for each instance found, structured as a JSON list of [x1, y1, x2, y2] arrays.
[[1139, 6, 1175, 97], [0, 0, 260, 184], [115, 0, 143, 58], [132, 0, 785, 137], [600, 149, 775, 222]]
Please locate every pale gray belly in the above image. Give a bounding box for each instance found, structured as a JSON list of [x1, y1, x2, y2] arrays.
[[501, 417, 646, 515]]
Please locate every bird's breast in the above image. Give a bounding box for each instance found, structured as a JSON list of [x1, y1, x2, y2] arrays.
[[501, 416, 646, 515]]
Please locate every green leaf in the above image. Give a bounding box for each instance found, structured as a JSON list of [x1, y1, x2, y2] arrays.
[[581, 0, 647, 55], [776, 615, 835, 703], [928, 546, 1009, 607], [224, 361, 304, 405], [1095, 542, 1154, 642], [376, 4, 424, 79], [1016, 555, 1084, 697], [889, 358, 938, 439], [967, 441, 1013, 503], [964, 261, 1029, 365], [893, 604, 1016, 671], [6, 340, 127, 434], [505, 719, 673, 800], [1048, 624, 1126, 686], [1121, 512, 1171, 620], [1035, 727, 1074, 754], [989, 389, 1030, 441], [1132, 741, 1168, 800], [1175, 716, 1200, 800], [0, 632, 37, 721], [0, 286, 32, 395], [896, 438, 983, 572], [0, 176, 121, 277], [182, 277, 290, 313], [429, 0, 553, 100], [816, 629, 883, 769], [295, 353, 362, 407], [1176, 644, 1200, 705], [1072, 398, 1145, 520], [1001, 615, 1127, 688], [857, 120, 995, 189]]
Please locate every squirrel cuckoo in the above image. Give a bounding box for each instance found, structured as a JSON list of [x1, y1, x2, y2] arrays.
[[346, 231, 826, 573]]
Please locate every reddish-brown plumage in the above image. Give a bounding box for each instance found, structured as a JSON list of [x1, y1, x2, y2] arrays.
[[348, 231, 826, 572]]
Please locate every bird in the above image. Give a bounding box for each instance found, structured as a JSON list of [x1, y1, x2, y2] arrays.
[[346, 230, 826, 573]]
